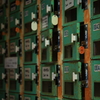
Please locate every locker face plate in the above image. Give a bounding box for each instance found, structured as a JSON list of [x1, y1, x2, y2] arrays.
[[63, 62, 82, 99], [41, 64, 57, 96]]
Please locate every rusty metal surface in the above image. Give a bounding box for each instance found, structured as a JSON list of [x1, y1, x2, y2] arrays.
[[58, 0, 63, 99], [84, 0, 91, 100]]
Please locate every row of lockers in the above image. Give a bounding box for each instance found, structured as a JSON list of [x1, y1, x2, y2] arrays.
[[0, 0, 100, 100], [0, 0, 100, 36], [0, 60, 100, 99]]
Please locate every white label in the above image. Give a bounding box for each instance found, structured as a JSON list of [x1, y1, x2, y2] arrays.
[[25, 97, 31, 100], [65, 0, 74, 10], [93, 23, 100, 31], [42, 67, 50, 79], [10, 42, 15, 53], [25, 10, 29, 17], [25, 39, 31, 51], [94, 65, 100, 72], [0, 45, 2, 54], [64, 30, 68, 37], [9, 95, 15, 100], [25, 0, 32, 5], [25, 68, 31, 79], [42, 16, 48, 29], [42, 99, 47, 100], [5, 57, 18, 69], [64, 66, 69, 73], [10, 69, 15, 79]]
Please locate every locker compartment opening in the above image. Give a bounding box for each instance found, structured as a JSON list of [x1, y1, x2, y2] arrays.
[[41, 48, 47, 61], [64, 45, 72, 59], [64, 82, 74, 95], [93, 41, 100, 56], [10, 80, 16, 90], [0, 55, 3, 64], [25, 22, 32, 34], [93, 0, 100, 15], [25, 51, 32, 62], [10, 27, 16, 37], [65, 8, 77, 23], [25, 80, 32, 91], [42, 81, 52, 93], [94, 82, 100, 97], [0, 80, 3, 89]]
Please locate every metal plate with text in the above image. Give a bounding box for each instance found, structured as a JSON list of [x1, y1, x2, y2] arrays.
[[65, 0, 74, 10], [25, 68, 31, 79], [42, 67, 50, 79]]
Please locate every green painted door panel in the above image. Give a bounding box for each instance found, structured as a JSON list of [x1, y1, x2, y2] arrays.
[[41, 96, 58, 100], [10, 0, 20, 14], [24, 0, 37, 8], [0, 67, 6, 91], [9, 93, 19, 100], [63, 23, 80, 61], [10, 39, 20, 65], [41, 0, 54, 31], [91, 0, 100, 19], [0, 42, 5, 66], [91, 19, 100, 59], [63, 62, 82, 99], [91, 60, 100, 100], [63, 0, 84, 26], [0, 91, 5, 100], [9, 68, 20, 93], [24, 5, 37, 35], [41, 64, 57, 96], [41, 29, 58, 63], [24, 94, 36, 100], [24, 34, 37, 64], [10, 12, 20, 39], [24, 65, 37, 94]]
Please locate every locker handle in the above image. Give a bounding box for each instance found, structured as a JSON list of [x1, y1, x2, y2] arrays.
[[46, 5, 51, 13], [2, 73, 6, 79], [71, 34, 77, 43], [73, 72, 78, 82], [52, 72, 56, 81], [32, 73, 36, 80]]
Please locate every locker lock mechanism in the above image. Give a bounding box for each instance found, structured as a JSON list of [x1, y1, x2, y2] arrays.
[[52, 65, 61, 86], [46, 5, 51, 13], [52, 15, 58, 25], [31, 21, 37, 31], [71, 34, 77, 43], [16, 67, 22, 84], [32, 73, 37, 80], [1, 23, 5, 30], [45, 38, 50, 47], [72, 72, 78, 82], [2, 73, 6, 79]]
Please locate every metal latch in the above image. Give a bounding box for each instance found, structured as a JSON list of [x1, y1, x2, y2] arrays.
[[32, 42, 36, 50], [73, 72, 78, 82], [58, 30, 60, 52], [71, 34, 77, 43], [52, 15, 58, 25], [2, 48, 5, 54], [45, 38, 50, 47], [1, 23, 5, 29], [16, 46, 19, 52], [15, 73, 19, 80], [32, 73, 36, 80], [15, 18, 20, 25], [31, 12, 36, 20], [77, 0, 82, 4], [46, 5, 51, 13], [2, 73, 6, 79], [52, 72, 56, 80]]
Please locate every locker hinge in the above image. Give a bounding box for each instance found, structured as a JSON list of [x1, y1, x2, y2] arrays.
[[82, 0, 88, 10], [82, 63, 88, 88]]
